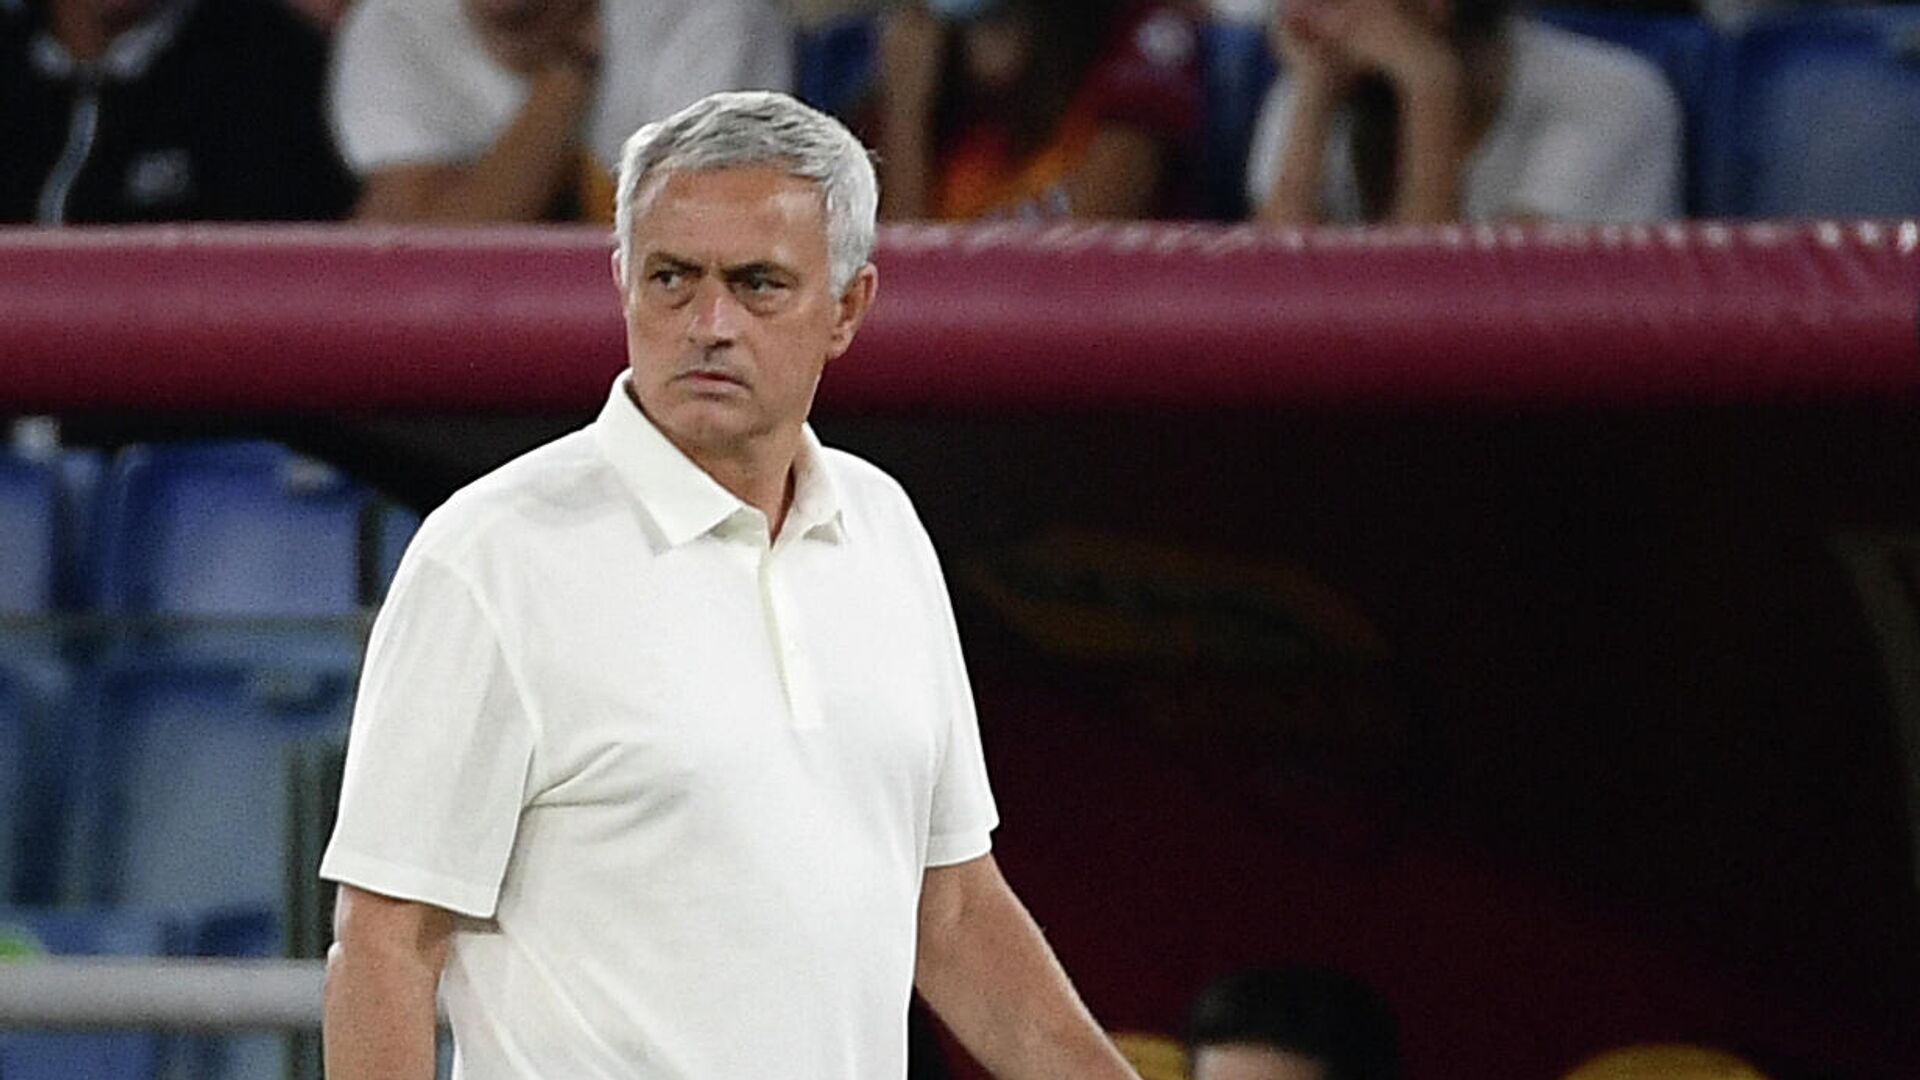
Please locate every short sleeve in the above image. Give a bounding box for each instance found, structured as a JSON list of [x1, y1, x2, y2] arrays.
[[915, 529, 999, 868], [319, 555, 538, 918], [1504, 46, 1683, 222], [587, 1, 796, 165], [1081, 4, 1205, 140], [328, 0, 482, 174]]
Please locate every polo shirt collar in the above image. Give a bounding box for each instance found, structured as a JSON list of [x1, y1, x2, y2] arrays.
[[592, 373, 845, 549]]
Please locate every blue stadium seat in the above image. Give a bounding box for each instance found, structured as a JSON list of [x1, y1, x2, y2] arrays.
[[1200, 19, 1277, 221], [93, 441, 379, 669], [0, 670, 71, 906], [796, 15, 878, 121], [0, 426, 79, 908], [0, 906, 176, 1080], [1715, 7, 1920, 217], [182, 905, 289, 1080], [53, 447, 107, 612], [0, 673, 25, 903], [1533, 10, 1721, 216], [0, 451, 59, 618], [71, 663, 353, 913], [371, 502, 420, 605]]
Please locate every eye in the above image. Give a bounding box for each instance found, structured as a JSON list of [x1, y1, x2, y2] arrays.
[[648, 267, 686, 290], [737, 273, 784, 295]]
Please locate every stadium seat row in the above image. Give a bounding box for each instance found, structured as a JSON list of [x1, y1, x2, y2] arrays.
[[1, 440, 413, 627], [1, 441, 411, 1077], [3, 439, 405, 899]]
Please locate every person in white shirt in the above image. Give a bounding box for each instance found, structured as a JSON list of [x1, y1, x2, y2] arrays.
[[319, 90, 1139, 1080], [329, 0, 793, 222], [1246, 0, 1682, 224]]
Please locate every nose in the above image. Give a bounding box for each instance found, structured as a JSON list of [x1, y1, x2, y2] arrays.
[[686, 277, 742, 350]]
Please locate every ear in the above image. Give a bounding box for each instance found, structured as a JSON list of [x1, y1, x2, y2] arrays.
[[825, 263, 879, 363], [610, 249, 626, 295]]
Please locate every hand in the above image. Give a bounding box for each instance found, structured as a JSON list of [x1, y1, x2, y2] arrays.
[[470, 0, 600, 80], [1296, 0, 1459, 92], [1271, 0, 1355, 98], [537, 0, 600, 81]]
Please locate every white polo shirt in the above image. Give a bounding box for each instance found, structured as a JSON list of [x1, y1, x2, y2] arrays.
[[320, 374, 999, 1079]]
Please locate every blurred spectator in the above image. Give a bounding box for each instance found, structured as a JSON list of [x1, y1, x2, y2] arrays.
[[1246, 0, 1682, 223], [0, 0, 356, 223], [1184, 965, 1402, 1080], [1112, 1031, 1192, 1080], [1532, 0, 1699, 14], [329, 0, 793, 223], [283, 0, 351, 32], [790, 0, 888, 28], [1561, 1044, 1771, 1080], [874, 0, 1205, 221]]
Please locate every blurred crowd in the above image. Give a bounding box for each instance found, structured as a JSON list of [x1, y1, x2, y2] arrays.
[[1105, 963, 1782, 1080], [10, 0, 1904, 230]]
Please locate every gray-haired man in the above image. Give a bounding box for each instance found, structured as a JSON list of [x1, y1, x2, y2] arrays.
[[320, 91, 1138, 1079]]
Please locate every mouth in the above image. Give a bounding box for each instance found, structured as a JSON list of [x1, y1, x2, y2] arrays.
[[675, 369, 747, 392]]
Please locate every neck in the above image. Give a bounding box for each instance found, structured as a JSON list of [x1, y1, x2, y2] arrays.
[[698, 442, 800, 541], [622, 382, 802, 540], [49, 0, 149, 61]]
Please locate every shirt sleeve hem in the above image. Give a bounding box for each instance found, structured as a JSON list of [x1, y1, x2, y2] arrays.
[[926, 826, 995, 869], [319, 848, 501, 919]]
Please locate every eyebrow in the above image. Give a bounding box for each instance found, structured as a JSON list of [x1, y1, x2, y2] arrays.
[[643, 253, 797, 281], [643, 253, 702, 273], [721, 261, 795, 282]]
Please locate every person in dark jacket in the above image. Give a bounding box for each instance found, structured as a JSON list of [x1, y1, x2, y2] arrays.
[[0, 0, 355, 224]]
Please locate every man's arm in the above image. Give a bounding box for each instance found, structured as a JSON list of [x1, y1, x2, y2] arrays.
[[352, 61, 595, 223], [323, 883, 456, 1080], [914, 854, 1137, 1079]]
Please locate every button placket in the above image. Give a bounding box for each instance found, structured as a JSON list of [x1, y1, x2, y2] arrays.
[[759, 542, 825, 731]]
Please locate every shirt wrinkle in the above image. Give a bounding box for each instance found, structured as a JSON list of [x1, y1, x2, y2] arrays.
[[409, 550, 549, 750]]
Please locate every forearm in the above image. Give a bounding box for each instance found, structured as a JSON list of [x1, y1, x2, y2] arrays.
[[323, 885, 454, 1080], [1259, 80, 1343, 225], [877, 116, 932, 220], [1389, 58, 1466, 224], [916, 859, 1135, 1079], [875, 9, 941, 220], [322, 940, 442, 1079], [1064, 126, 1164, 219], [356, 65, 593, 223]]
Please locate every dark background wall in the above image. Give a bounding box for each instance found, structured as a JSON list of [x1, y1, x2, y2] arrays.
[[819, 406, 1920, 1079]]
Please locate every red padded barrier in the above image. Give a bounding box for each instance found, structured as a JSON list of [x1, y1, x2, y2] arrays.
[[1, 221, 1916, 412]]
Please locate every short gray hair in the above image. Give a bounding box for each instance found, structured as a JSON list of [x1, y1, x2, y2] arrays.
[[613, 91, 878, 295]]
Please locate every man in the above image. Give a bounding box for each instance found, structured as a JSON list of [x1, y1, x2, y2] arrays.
[[0, 0, 354, 223], [1184, 966, 1402, 1080], [320, 91, 1139, 1079], [330, 0, 792, 223]]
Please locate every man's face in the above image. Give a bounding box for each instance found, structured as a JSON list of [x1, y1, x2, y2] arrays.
[[462, 0, 588, 72], [1191, 1043, 1329, 1080], [615, 166, 874, 464]]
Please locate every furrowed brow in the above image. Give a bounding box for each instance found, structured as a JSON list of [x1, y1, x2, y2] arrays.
[[722, 260, 796, 282], [644, 253, 703, 273]]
